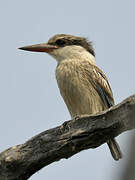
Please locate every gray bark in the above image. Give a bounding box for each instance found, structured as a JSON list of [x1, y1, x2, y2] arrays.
[[0, 95, 135, 180]]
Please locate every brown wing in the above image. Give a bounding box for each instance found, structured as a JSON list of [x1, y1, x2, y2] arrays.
[[84, 62, 114, 108], [92, 65, 114, 107]]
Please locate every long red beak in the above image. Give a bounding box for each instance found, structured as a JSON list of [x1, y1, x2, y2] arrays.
[[18, 43, 58, 53]]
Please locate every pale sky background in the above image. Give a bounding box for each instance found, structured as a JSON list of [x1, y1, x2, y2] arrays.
[[0, 0, 135, 180]]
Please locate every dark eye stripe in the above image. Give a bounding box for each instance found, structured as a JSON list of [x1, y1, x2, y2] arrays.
[[55, 39, 66, 46], [48, 35, 95, 57]]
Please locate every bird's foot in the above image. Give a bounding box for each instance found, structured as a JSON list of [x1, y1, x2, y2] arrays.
[[72, 115, 80, 121], [60, 120, 70, 133]]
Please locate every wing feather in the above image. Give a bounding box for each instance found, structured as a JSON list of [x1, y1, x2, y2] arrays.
[[93, 66, 114, 107], [84, 63, 114, 108]]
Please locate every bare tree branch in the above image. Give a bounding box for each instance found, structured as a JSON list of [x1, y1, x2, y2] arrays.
[[0, 95, 135, 180]]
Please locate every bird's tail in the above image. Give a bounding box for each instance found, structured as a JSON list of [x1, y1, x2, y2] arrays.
[[107, 138, 122, 161]]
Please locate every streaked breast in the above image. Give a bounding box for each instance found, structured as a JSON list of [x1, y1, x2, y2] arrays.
[[56, 59, 104, 117]]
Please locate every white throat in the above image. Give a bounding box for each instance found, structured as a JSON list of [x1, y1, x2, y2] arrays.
[[49, 45, 96, 65]]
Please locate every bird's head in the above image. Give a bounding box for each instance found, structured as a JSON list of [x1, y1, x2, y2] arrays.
[[19, 34, 96, 64]]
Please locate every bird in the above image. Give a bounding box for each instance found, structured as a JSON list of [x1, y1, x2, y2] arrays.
[[19, 34, 122, 160]]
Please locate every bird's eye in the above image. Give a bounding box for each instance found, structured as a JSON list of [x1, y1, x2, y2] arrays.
[[55, 39, 66, 46]]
